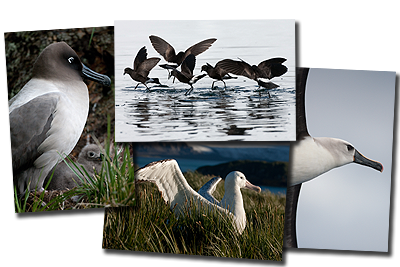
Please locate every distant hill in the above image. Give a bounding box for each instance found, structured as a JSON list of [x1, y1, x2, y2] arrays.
[[196, 160, 287, 187], [134, 142, 290, 163]]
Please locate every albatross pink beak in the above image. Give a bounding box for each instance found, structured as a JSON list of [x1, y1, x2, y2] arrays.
[[245, 181, 261, 193]]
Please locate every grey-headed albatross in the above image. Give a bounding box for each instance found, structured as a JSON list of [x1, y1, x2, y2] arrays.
[[284, 68, 383, 248], [9, 41, 111, 195]]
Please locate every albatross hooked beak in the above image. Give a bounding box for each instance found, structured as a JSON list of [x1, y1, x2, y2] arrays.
[[353, 150, 383, 172], [245, 180, 262, 193], [82, 64, 111, 87]]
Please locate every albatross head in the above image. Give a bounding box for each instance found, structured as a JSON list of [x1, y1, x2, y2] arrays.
[[316, 137, 383, 172], [225, 171, 261, 192]]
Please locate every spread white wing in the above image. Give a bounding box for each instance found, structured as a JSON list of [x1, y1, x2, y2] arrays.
[[198, 176, 222, 205], [135, 159, 228, 215]]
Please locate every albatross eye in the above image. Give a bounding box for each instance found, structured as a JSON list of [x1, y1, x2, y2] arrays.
[[68, 57, 74, 64], [88, 151, 95, 158], [346, 145, 354, 151]]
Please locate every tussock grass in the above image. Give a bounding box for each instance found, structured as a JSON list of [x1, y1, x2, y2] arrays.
[[103, 171, 285, 260]]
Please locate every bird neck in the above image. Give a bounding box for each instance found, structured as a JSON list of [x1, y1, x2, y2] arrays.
[[288, 136, 344, 186], [221, 185, 244, 215]]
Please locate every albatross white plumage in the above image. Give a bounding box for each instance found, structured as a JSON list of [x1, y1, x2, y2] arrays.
[[135, 159, 261, 234]]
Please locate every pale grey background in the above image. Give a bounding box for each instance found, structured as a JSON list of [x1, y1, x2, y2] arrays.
[[297, 68, 395, 251]]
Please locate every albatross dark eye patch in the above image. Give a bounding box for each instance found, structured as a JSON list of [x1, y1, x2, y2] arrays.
[[347, 145, 354, 151]]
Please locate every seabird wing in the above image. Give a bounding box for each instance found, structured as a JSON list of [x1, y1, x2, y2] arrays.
[[284, 183, 302, 248], [137, 57, 161, 77], [135, 159, 219, 211], [181, 54, 196, 76], [9, 93, 59, 174], [214, 60, 231, 77], [198, 176, 222, 204], [149, 35, 176, 62], [133, 46, 148, 70], [184, 38, 217, 58], [216, 59, 255, 80], [296, 67, 310, 140], [258, 57, 288, 79]]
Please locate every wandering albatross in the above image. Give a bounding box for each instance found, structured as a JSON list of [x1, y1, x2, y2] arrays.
[[9, 42, 111, 195], [135, 159, 261, 234], [284, 68, 383, 248]]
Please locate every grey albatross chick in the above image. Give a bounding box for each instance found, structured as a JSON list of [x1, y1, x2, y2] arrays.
[[284, 68, 383, 248], [149, 35, 216, 70], [123, 46, 161, 91], [167, 54, 206, 95], [9, 41, 111, 195], [135, 159, 261, 234], [201, 61, 237, 89], [44, 144, 103, 190]]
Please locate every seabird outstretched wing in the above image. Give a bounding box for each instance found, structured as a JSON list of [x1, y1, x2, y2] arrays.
[[135, 159, 227, 215], [198, 176, 222, 204], [296, 67, 310, 140]]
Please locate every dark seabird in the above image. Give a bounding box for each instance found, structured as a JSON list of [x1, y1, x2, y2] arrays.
[[167, 54, 206, 95], [149, 35, 217, 69], [217, 57, 288, 89], [284, 68, 383, 248], [201, 61, 237, 89], [44, 144, 103, 190], [255, 80, 280, 97], [123, 46, 161, 91], [9, 42, 111, 195]]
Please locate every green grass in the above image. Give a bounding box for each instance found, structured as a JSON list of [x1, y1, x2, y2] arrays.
[[13, 115, 285, 259], [102, 171, 286, 260]]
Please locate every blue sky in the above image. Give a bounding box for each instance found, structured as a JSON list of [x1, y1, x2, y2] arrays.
[[296, 68, 395, 252]]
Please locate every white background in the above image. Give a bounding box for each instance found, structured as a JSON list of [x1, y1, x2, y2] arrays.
[[0, 0, 400, 266]]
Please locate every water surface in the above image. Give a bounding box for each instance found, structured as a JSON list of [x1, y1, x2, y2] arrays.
[[115, 20, 295, 142]]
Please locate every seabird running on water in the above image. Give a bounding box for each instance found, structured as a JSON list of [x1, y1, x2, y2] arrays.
[[123, 46, 161, 91], [201, 61, 237, 89], [166, 54, 206, 95], [135, 159, 261, 234], [9, 41, 111, 195], [217, 57, 287, 94], [149, 35, 217, 70], [284, 68, 383, 248], [44, 144, 103, 190]]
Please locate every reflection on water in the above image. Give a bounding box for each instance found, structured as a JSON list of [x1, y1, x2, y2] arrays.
[[117, 85, 294, 141], [115, 20, 295, 142]]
